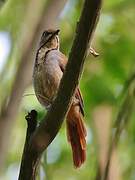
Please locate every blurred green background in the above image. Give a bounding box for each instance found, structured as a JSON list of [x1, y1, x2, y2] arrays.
[[0, 0, 135, 179]]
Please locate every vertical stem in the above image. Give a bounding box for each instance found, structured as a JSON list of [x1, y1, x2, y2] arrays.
[[18, 110, 39, 180]]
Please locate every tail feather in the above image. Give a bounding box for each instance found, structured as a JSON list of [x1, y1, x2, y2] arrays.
[[66, 104, 87, 168]]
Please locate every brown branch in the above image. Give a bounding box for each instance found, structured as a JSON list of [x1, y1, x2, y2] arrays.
[[19, 110, 38, 180], [0, 0, 68, 169], [18, 0, 102, 179]]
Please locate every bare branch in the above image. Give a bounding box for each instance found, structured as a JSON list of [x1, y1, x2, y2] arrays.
[[18, 0, 102, 179], [19, 110, 38, 180]]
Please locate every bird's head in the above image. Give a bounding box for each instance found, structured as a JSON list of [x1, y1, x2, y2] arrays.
[[39, 29, 60, 49]]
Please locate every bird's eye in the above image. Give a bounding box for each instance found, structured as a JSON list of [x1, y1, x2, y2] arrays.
[[43, 31, 51, 37]]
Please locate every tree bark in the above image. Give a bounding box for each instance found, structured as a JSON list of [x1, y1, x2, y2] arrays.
[[18, 110, 38, 180]]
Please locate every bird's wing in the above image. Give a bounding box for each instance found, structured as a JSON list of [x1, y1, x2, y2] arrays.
[[58, 51, 68, 72], [55, 50, 85, 116]]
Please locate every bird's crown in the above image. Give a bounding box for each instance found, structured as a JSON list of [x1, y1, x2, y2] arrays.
[[39, 29, 60, 49]]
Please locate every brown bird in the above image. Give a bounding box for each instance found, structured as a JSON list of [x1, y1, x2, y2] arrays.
[[33, 29, 87, 168]]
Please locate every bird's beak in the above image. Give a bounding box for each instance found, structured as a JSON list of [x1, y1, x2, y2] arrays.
[[54, 29, 60, 35], [49, 29, 60, 41]]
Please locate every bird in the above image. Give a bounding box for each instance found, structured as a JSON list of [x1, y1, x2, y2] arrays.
[[33, 29, 87, 168]]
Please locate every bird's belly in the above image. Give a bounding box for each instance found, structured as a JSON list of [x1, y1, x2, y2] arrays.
[[33, 64, 62, 109]]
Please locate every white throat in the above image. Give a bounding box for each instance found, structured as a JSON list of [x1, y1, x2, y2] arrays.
[[56, 35, 60, 50]]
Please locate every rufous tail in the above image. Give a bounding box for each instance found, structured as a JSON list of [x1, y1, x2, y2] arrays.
[[66, 104, 87, 168]]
